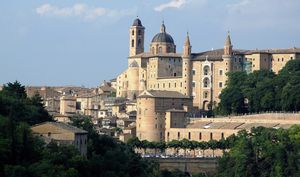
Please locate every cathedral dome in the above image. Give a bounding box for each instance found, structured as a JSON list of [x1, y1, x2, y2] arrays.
[[151, 33, 174, 44], [132, 18, 142, 26], [151, 22, 174, 44]]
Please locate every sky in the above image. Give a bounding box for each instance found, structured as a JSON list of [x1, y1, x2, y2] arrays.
[[1, 0, 300, 87]]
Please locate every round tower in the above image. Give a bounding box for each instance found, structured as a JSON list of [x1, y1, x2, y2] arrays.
[[182, 32, 192, 97], [127, 61, 140, 100], [129, 18, 145, 57]]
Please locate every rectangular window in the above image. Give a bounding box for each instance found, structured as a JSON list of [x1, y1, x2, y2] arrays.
[[178, 132, 180, 140], [199, 132, 202, 140], [210, 133, 213, 140], [192, 81, 196, 88], [204, 92, 208, 99], [192, 70, 196, 75], [219, 82, 223, 88], [219, 70, 223, 76], [188, 132, 191, 140]]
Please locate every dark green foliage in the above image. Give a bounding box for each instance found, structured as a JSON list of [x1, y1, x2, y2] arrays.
[[215, 60, 300, 115], [215, 126, 300, 177], [0, 82, 160, 177], [0, 81, 52, 125], [69, 114, 160, 177]]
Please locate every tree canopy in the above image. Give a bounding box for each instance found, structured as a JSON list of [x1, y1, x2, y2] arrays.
[[215, 60, 300, 115], [216, 126, 300, 177]]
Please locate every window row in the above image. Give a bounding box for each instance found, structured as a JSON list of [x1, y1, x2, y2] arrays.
[[192, 69, 223, 76], [167, 132, 225, 141]]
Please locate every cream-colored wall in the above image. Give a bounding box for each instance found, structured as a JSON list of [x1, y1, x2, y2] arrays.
[[191, 59, 227, 109], [60, 96, 76, 115], [166, 128, 236, 142], [126, 103, 137, 113], [129, 26, 144, 57], [117, 70, 128, 97], [157, 57, 182, 78], [165, 111, 186, 129], [166, 113, 300, 142], [137, 96, 192, 142], [271, 54, 295, 73], [150, 42, 176, 54], [136, 97, 159, 141], [212, 61, 227, 105], [127, 67, 140, 99], [32, 124, 75, 141]]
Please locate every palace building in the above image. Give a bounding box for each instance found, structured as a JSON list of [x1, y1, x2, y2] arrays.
[[116, 18, 300, 141], [117, 18, 300, 110]]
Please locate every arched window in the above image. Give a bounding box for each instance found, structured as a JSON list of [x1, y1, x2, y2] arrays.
[[138, 30, 141, 35], [151, 47, 155, 54], [158, 47, 162, 54], [203, 78, 210, 88], [138, 39, 141, 47], [132, 30, 134, 36], [167, 46, 171, 53], [131, 40, 134, 47], [203, 66, 210, 75]]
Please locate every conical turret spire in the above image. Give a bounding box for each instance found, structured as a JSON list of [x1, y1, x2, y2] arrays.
[[225, 31, 232, 46], [183, 32, 191, 57], [184, 32, 191, 46], [224, 31, 233, 55]]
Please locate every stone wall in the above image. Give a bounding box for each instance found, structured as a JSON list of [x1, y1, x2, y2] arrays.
[[153, 158, 218, 176]]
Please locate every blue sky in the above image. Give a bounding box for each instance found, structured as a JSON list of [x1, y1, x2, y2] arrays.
[[1, 0, 300, 87]]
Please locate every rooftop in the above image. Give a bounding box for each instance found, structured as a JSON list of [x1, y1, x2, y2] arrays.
[[186, 113, 300, 130], [138, 90, 190, 99], [32, 122, 88, 134]]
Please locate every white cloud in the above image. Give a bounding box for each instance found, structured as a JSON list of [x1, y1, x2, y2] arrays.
[[154, 0, 187, 12], [36, 3, 135, 21]]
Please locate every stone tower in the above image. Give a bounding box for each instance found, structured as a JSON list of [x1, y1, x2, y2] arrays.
[[182, 32, 192, 97], [129, 18, 145, 57], [222, 31, 233, 72]]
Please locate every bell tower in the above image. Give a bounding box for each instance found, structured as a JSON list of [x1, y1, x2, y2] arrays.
[[129, 17, 145, 57]]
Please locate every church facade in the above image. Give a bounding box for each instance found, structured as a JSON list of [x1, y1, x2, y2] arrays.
[[116, 18, 300, 110]]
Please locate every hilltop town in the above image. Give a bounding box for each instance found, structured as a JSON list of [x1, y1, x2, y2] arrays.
[[23, 18, 300, 144]]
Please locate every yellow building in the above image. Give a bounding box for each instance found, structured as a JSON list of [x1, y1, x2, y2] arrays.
[[136, 90, 192, 141], [165, 113, 300, 143], [31, 122, 88, 156], [117, 18, 300, 110], [117, 18, 300, 142]]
